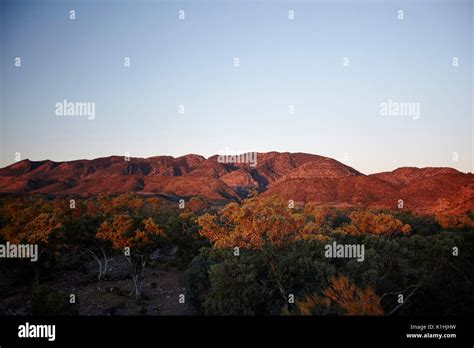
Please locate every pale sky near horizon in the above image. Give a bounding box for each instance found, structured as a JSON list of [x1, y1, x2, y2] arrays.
[[0, 0, 472, 174]]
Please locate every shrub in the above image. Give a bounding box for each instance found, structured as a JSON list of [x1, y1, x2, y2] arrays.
[[31, 285, 77, 315]]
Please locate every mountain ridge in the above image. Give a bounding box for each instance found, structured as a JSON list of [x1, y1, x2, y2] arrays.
[[1, 152, 472, 215]]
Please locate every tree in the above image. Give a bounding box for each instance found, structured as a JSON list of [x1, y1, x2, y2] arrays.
[[342, 211, 411, 236], [0, 197, 64, 283], [165, 212, 208, 269], [62, 212, 110, 281], [97, 214, 164, 298], [197, 195, 317, 249], [197, 196, 335, 309], [186, 239, 336, 315], [0, 198, 62, 247], [435, 213, 474, 230]]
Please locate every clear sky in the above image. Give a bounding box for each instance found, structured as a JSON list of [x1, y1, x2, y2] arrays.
[[0, 0, 472, 174]]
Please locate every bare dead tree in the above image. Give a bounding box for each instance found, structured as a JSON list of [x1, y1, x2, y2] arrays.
[[83, 242, 110, 280]]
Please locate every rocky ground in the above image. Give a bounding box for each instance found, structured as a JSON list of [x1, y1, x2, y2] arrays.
[[0, 254, 195, 316]]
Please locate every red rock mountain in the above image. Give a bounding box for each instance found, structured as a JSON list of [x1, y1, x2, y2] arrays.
[[0, 152, 472, 214]]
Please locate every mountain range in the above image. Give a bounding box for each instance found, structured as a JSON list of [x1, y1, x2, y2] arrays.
[[0, 152, 472, 215]]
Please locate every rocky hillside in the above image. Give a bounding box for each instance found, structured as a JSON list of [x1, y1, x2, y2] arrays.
[[1, 152, 472, 214]]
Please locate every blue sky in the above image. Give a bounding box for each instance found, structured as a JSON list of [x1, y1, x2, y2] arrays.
[[0, 0, 472, 174]]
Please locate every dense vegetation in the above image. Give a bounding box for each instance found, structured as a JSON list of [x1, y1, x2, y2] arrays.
[[0, 193, 472, 316]]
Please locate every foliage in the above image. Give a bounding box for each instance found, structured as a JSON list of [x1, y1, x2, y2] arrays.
[[165, 212, 208, 269], [295, 275, 383, 315], [97, 215, 164, 250], [187, 230, 473, 315], [186, 241, 336, 315], [31, 284, 77, 315], [97, 214, 165, 298], [0, 197, 63, 245], [341, 211, 411, 236], [197, 195, 328, 249], [392, 211, 440, 236], [0, 194, 472, 316], [435, 212, 474, 230]]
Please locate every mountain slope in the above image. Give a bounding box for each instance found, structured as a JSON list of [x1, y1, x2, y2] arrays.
[[0, 152, 472, 214]]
